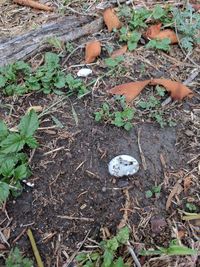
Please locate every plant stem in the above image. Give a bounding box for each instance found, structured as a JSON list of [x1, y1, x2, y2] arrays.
[[27, 229, 44, 267]]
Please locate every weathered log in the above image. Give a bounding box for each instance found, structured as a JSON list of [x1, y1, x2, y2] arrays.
[[0, 16, 103, 67]]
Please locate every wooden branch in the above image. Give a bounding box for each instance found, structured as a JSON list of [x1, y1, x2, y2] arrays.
[[0, 16, 103, 67]]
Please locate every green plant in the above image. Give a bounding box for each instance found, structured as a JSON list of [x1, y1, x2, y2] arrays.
[[65, 74, 88, 97], [94, 97, 135, 131], [76, 226, 130, 267], [119, 27, 141, 51], [137, 91, 176, 128], [5, 247, 33, 267], [0, 110, 39, 204], [185, 203, 198, 212], [130, 7, 151, 29], [105, 56, 125, 68], [146, 38, 171, 51], [0, 52, 88, 97], [145, 185, 161, 198], [140, 239, 198, 256], [173, 4, 200, 51], [66, 42, 75, 53], [47, 37, 63, 51]]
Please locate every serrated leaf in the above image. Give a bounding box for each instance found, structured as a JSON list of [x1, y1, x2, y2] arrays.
[[116, 226, 130, 244], [0, 133, 25, 153], [0, 120, 8, 141], [25, 136, 39, 149], [18, 110, 39, 137], [44, 52, 60, 67], [14, 164, 29, 180], [103, 250, 114, 267], [0, 182, 9, 204], [106, 237, 119, 251], [153, 5, 165, 19], [0, 159, 15, 177]]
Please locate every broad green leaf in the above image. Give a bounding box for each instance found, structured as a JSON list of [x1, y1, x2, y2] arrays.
[[111, 257, 126, 267], [25, 136, 39, 149], [0, 182, 9, 204], [103, 250, 114, 267], [90, 252, 100, 261], [18, 110, 39, 137], [54, 73, 66, 88], [116, 226, 130, 244], [14, 164, 29, 180], [0, 120, 8, 141], [0, 159, 15, 177], [44, 52, 60, 67], [0, 133, 25, 153], [75, 253, 87, 262], [152, 5, 165, 19]]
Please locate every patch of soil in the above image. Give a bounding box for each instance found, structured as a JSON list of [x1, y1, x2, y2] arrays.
[[2, 95, 190, 266]]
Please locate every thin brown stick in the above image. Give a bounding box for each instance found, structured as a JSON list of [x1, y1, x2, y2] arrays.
[[13, 0, 54, 11]]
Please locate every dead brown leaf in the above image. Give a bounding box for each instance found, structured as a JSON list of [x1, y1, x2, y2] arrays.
[[145, 23, 178, 44], [103, 8, 122, 32], [27, 106, 43, 113], [149, 79, 193, 100], [183, 176, 193, 193], [3, 228, 10, 241], [109, 80, 150, 102], [109, 78, 193, 102], [166, 181, 183, 210], [177, 230, 186, 240], [111, 45, 128, 58], [85, 41, 101, 64]]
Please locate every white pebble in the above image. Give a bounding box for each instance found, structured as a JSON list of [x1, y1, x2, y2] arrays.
[[77, 68, 92, 77], [108, 155, 139, 177]]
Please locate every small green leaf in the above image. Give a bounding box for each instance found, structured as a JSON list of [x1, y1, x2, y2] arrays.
[[145, 190, 153, 198], [106, 237, 119, 251], [0, 182, 10, 204], [18, 110, 39, 137], [14, 164, 29, 180], [103, 250, 114, 267], [90, 252, 100, 261], [124, 122, 132, 131], [0, 120, 9, 141], [95, 112, 103, 122], [0, 160, 15, 177], [75, 253, 87, 262], [25, 136, 39, 149], [116, 226, 130, 244], [152, 5, 165, 19], [0, 75, 6, 88]]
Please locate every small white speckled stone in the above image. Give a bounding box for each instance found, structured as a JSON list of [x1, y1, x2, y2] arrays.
[[77, 68, 92, 77], [108, 155, 139, 177]]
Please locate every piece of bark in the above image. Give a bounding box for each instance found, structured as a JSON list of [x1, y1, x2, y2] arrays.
[[0, 16, 103, 67]]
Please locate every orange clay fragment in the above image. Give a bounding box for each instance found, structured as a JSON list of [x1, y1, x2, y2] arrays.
[[111, 45, 128, 58], [103, 8, 122, 32], [145, 23, 178, 44], [85, 41, 101, 64]]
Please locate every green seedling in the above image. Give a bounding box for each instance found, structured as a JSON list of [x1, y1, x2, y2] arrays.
[[146, 38, 171, 51], [105, 56, 125, 68], [185, 203, 198, 213], [0, 52, 88, 97], [140, 239, 198, 256], [76, 226, 130, 267], [173, 4, 200, 51], [145, 185, 161, 198], [94, 96, 135, 131], [119, 27, 141, 51], [0, 110, 39, 204], [137, 90, 176, 128], [5, 247, 33, 267], [66, 42, 75, 53], [47, 37, 63, 51]]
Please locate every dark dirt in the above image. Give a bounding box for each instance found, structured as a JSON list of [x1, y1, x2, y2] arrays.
[[1, 94, 195, 266]]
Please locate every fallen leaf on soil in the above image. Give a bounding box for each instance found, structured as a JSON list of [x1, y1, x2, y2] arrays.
[[150, 216, 167, 233], [85, 40, 101, 64], [166, 181, 183, 210], [27, 106, 43, 113], [145, 23, 178, 44], [150, 79, 193, 100], [3, 228, 10, 241], [13, 0, 54, 11], [109, 79, 193, 102], [109, 80, 150, 102], [177, 230, 186, 239], [111, 45, 128, 58], [103, 8, 122, 32], [183, 176, 193, 193]]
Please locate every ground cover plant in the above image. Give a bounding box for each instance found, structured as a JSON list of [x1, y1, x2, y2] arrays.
[[0, 1, 199, 266]]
